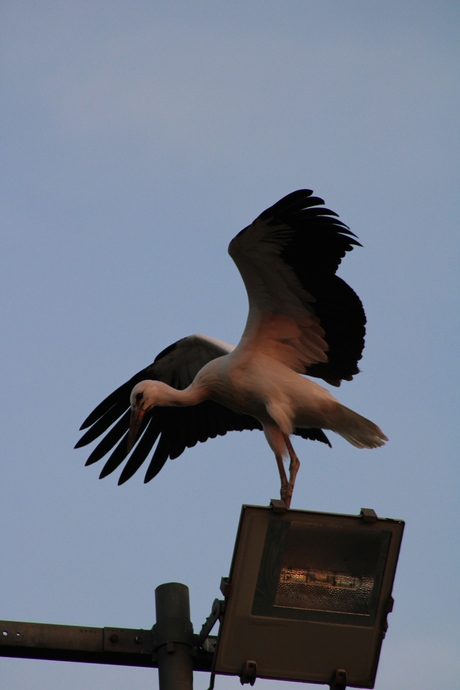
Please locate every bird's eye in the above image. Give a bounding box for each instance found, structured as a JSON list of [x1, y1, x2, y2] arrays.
[[135, 392, 143, 403]]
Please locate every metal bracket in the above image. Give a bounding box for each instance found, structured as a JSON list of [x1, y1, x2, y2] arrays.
[[220, 576, 232, 598], [270, 498, 288, 513], [385, 595, 395, 614], [330, 668, 347, 689], [360, 507, 378, 522], [152, 617, 194, 651], [196, 599, 224, 649], [240, 659, 258, 685]]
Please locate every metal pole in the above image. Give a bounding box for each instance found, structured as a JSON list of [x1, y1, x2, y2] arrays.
[[154, 583, 194, 690]]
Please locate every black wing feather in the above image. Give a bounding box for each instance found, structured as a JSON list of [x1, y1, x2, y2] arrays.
[[98, 433, 131, 479], [295, 427, 332, 447], [116, 415, 163, 484], [84, 411, 131, 466]]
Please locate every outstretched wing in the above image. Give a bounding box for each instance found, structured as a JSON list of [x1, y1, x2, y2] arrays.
[[76, 335, 263, 484], [76, 332, 330, 484], [229, 190, 366, 386]]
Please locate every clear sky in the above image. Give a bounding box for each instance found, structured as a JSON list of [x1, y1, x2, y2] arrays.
[[2, 2, 459, 688]]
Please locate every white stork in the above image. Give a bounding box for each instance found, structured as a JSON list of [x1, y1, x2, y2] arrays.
[[76, 190, 387, 507]]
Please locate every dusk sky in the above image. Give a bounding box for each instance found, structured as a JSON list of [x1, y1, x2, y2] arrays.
[[2, 3, 459, 688]]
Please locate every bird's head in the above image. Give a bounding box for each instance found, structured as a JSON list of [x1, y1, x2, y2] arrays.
[[127, 380, 161, 451]]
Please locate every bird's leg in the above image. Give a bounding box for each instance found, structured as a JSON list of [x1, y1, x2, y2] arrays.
[[283, 434, 300, 508], [274, 450, 290, 508]]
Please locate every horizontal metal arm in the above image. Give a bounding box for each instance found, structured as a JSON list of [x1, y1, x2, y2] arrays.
[[0, 619, 214, 671]]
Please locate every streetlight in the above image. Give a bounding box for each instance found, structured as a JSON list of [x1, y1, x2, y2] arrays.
[[212, 502, 404, 688]]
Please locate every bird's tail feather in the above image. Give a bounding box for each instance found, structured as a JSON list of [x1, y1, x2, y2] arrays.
[[334, 405, 388, 449]]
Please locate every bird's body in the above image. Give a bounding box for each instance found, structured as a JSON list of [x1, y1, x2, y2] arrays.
[[76, 190, 387, 506]]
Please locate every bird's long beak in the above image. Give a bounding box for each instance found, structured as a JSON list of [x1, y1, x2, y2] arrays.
[[127, 406, 145, 452]]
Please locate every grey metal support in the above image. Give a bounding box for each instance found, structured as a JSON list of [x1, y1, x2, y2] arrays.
[[154, 582, 194, 690]]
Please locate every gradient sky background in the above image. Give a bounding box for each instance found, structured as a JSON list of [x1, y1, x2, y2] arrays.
[[2, 2, 459, 689]]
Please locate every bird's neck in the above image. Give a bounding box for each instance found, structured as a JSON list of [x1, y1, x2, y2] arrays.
[[155, 380, 208, 408]]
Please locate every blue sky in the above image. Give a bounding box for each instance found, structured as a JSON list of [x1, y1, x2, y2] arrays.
[[2, 2, 459, 688]]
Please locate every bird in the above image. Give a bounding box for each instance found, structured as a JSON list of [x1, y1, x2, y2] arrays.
[[76, 189, 387, 507]]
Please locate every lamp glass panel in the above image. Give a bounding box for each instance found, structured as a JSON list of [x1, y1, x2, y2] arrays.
[[252, 518, 391, 626]]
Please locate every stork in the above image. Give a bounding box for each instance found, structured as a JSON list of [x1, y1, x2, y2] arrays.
[[76, 190, 387, 507]]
